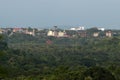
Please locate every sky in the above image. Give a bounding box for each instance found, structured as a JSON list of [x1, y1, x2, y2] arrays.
[[0, 0, 120, 29]]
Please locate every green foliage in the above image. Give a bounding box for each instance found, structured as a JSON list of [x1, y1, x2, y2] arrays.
[[1, 34, 120, 79], [0, 35, 7, 50], [83, 67, 116, 80]]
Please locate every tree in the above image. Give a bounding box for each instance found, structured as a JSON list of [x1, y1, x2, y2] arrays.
[[0, 35, 7, 51], [83, 67, 116, 80], [0, 35, 9, 79]]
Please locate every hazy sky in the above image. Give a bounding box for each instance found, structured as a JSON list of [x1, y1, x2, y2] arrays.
[[0, 0, 120, 29]]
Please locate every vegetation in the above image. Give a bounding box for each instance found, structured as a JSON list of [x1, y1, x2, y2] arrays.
[[0, 33, 120, 80]]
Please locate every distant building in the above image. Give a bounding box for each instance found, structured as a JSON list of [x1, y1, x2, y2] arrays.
[[78, 31, 87, 37], [70, 28, 76, 30], [93, 32, 99, 37], [47, 29, 68, 37], [53, 31, 58, 37], [58, 31, 64, 37], [98, 28, 105, 31], [77, 26, 85, 30], [25, 28, 35, 36], [47, 30, 58, 37], [47, 30, 54, 36], [106, 31, 112, 37], [58, 30, 68, 37], [70, 26, 85, 31], [13, 28, 23, 33]]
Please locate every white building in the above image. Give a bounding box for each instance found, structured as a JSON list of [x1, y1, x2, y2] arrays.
[[58, 31, 64, 37], [47, 30, 58, 37], [70, 26, 85, 31], [47, 30, 67, 37], [93, 32, 99, 37], [58, 30, 67, 37], [77, 26, 85, 30], [47, 30, 54, 36], [98, 28, 105, 31], [106, 31, 112, 37], [70, 28, 75, 30]]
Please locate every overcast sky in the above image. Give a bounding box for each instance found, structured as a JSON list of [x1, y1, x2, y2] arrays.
[[0, 0, 120, 29]]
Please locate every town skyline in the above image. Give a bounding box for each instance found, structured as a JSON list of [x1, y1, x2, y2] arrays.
[[0, 25, 120, 30]]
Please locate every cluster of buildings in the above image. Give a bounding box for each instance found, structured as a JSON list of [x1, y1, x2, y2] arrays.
[[92, 31, 112, 38], [0, 26, 117, 38], [68, 26, 112, 38], [47, 29, 69, 37], [47, 27, 113, 38], [0, 28, 35, 36]]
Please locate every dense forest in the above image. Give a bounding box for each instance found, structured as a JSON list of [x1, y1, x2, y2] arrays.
[[0, 33, 120, 80]]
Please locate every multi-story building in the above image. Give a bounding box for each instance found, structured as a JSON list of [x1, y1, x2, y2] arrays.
[[93, 32, 99, 37], [58, 31, 64, 37], [47, 30, 68, 37], [106, 31, 112, 37], [13, 28, 23, 33], [47, 30, 54, 36]]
